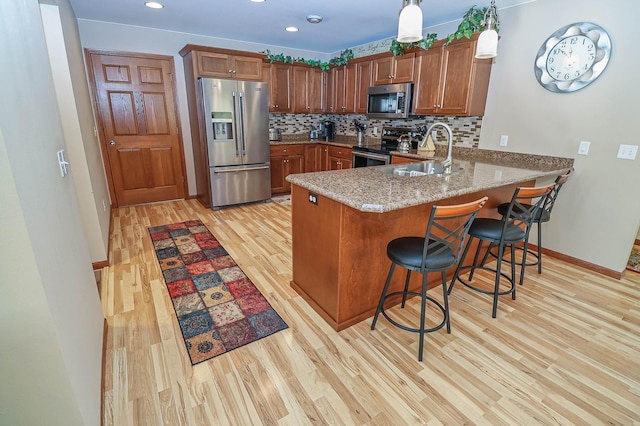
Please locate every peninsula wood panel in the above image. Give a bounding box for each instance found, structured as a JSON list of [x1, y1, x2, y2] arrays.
[[101, 199, 640, 425], [291, 182, 525, 331]]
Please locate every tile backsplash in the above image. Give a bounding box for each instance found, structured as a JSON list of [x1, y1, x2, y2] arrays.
[[269, 113, 482, 148]]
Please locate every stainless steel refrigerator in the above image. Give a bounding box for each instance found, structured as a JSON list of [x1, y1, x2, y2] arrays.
[[200, 77, 271, 208]]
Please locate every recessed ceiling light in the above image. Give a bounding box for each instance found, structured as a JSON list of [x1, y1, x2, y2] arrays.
[[285, 26, 299, 32], [144, 2, 164, 9], [250, 0, 266, 2]]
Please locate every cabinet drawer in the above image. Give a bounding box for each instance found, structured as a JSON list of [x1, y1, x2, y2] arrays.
[[270, 144, 305, 157], [327, 145, 352, 160]]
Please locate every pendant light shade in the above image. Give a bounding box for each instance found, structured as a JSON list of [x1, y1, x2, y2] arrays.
[[397, 0, 423, 43], [475, 0, 499, 59], [475, 29, 498, 58]]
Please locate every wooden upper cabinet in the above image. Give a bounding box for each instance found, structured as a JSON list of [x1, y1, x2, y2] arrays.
[[413, 35, 492, 116], [292, 65, 325, 113], [265, 63, 292, 113], [196, 51, 262, 80], [372, 53, 415, 85], [325, 69, 335, 113], [355, 60, 372, 114], [330, 64, 357, 114]]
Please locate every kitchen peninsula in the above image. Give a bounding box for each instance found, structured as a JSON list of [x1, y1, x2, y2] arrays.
[[287, 150, 573, 331]]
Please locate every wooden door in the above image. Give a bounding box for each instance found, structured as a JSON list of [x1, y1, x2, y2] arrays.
[[87, 50, 186, 207]]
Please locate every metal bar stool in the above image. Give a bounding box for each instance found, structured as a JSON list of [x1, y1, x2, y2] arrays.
[[496, 169, 573, 276], [371, 196, 488, 361], [448, 184, 554, 318]]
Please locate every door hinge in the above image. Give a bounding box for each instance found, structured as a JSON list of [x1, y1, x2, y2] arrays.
[[169, 73, 173, 82]]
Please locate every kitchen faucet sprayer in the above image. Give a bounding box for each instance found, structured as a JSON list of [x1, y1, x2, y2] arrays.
[[425, 122, 453, 172]]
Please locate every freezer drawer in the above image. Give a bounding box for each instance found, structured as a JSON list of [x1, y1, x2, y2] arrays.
[[210, 164, 271, 208]]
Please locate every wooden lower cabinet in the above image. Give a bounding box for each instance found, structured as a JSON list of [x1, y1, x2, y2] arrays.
[[327, 145, 352, 170], [270, 144, 304, 194], [391, 155, 420, 164]]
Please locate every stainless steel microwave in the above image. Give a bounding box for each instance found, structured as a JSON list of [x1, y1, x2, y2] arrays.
[[366, 83, 413, 119]]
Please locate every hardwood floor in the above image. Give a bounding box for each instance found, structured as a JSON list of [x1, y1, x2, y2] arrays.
[[101, 199, 640, 425]]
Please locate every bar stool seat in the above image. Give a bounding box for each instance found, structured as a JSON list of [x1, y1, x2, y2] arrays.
[[448, 184, 554, 318], [495, 169, 572, 275], [371, 196, 488, 361]]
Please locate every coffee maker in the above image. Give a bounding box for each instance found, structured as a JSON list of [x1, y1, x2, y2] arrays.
[[321, 120, 335, 142]]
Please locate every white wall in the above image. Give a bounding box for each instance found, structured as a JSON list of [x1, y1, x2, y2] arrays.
[[41, 1, 111, 264], [0, 0, 104, 424], [479, 0, 640, 272], [77, 20, 326, 196]]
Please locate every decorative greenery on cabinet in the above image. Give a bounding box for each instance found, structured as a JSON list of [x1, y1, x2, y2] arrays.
[[391, 6, 498, 56], [263, 49, 354, 70]]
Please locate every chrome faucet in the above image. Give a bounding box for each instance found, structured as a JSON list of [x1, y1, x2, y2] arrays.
[[426, 122, 453, 172]]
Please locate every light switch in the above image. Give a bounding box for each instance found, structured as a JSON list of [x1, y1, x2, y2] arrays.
[[617, 144, 638, 160], [578, 141, 590, 155], [500, 135, 508, 147]]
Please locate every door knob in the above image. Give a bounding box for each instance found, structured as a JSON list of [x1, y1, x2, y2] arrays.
[[109, 140, 116, 146]]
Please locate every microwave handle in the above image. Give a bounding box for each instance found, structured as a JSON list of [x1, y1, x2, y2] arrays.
[[397, 92, 405, 114]]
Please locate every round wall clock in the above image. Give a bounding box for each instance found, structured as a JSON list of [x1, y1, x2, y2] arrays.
[[534, 22, 611, 93]]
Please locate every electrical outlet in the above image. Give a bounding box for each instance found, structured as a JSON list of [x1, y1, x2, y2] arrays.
[[373, 126, 378, 136], [617, 144, 638, 160], [578, 141, 591, 155], [308, 192, 318, 205], [500, 135, 508, 147], [431, 130, 438, 141]]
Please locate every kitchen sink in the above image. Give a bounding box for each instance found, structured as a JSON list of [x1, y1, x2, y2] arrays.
[[379, 161, 462, 176]]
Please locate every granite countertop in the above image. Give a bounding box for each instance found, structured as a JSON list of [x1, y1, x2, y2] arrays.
[[270, 139, 354, 149], [286, 151, 573, 213]]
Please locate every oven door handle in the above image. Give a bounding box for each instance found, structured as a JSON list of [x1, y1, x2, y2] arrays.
[[352, 150, 390, 162]]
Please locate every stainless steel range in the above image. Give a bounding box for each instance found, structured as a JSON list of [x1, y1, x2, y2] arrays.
[[352, 126, 421, 168]]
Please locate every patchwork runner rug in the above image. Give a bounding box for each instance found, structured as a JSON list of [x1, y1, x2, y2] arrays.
[[149, 219, 288, 364]]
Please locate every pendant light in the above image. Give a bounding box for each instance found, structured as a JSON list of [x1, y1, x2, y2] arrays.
[[475, 0, 500, 59], [397, 0, 423, 43]]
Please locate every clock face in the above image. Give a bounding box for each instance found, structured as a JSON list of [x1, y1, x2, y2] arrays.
[[534, 22, 611, 93]]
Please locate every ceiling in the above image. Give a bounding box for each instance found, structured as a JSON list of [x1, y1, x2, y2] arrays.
[[68, 0, 530, 54]]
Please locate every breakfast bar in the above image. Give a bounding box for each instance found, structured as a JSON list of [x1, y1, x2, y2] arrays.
[[286, 150, 573, 331]]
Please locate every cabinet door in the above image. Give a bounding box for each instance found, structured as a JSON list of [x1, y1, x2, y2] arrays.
[[328, 156, 342, 170], [437, 41, 475, 116], [320, 144, 329, 170], [356, 61, 372, 114], [270, 156, 287, 193], [344, 63, 357, 114], [339, 157, 352, 169], [292, 66, 309, 113], [372, 56, 394, 86], [393, 52, 416, 83], [197, 52, 233, 78], [269, 64, 292, 113], [333, 66, 345, 113], [288, 154, 304, 177], [324, 70, 334, 113], [304, 144, 321, 172], [308, 68, 325, 113], [231, 56, 263, 80], [413, 47, 444, 116]]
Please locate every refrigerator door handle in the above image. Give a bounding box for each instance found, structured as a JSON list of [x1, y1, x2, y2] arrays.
[[213, 165, 271, 173], [232, 91, 240, 155], [239, 92, 247, 156]]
